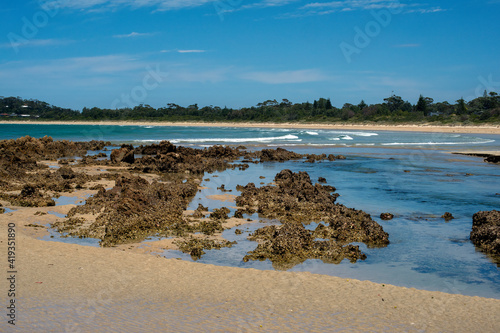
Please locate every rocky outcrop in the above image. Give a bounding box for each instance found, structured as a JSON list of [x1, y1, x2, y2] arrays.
[[243, 222, 366, 270], [470, 210, 500, 257], [57, 175, 198, 246], [237, 170, 389, 269], [5, 185, 55, 207], [236, 169, 339, 223], [258, 148, 302, 162], [110, 147, 135, 164], [442, 212, 455, 221], [380, 213, 394, 220]]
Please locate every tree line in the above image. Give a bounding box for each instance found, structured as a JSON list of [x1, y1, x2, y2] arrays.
[[1, 92, 499, 123]]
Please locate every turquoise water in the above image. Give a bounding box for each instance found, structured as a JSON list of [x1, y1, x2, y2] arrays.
[[2, 123, 500, 299], [0, 123, 498, 149]]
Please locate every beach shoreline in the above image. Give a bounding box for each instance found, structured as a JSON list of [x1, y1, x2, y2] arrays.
[[1, 120, 500, 134]]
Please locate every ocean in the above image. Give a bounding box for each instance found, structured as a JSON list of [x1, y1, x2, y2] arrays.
[[2, 123, 500, 299]]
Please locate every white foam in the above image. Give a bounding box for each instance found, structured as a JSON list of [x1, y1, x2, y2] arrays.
[[170, 134, 301, 144], [329, 131, 378, 137], [305, 131, 319, 135], [339, 135, 354, 140], [382, 140, 495, 146]]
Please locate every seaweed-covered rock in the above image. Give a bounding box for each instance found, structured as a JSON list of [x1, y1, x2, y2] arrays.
[[470, 210, 500, 256], [175, 237, 236, 260], [239, 170, 388, 269], [5, 185, 56, 207], [259, 148, 302, 162], [57, 175, 198, 246], [380, 213, 394, 221], [326, 205, 389, 246], [210, 207, 230, 220], [442, 212, 455, 221], [236, 169, 340, 223], [244, 222, 366, 270]]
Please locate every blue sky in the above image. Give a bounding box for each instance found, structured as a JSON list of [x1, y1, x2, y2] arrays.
[[1, 0, 499, 110]]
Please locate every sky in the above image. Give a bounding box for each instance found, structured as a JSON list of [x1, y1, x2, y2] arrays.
[[1, 0, 499, 110]]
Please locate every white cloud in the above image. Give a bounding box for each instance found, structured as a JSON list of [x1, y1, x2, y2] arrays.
[[160, 49, 206, 53], [290, 1, 444, 17], [44, 0, 218, 11], [177, 49, 206, 53], [241, 69, 330, 84], [302, 0, 405, 11], [113, 32, 154, 38]]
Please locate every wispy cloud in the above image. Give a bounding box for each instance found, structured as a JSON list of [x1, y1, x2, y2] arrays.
[[285, 1, 445, 17], [217, 0, 300, 15], [113, 32, 154, 38], [45, 0, 218, 11], [160, 49, 206, 53], [240, 69, 330, 84], [177, 49, 206, 53], [0, 39, 73, 49]]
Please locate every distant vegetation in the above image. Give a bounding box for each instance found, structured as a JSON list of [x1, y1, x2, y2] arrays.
[[1, 92, 499, 124]]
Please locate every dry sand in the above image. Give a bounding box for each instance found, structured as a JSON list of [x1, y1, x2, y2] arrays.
[[2, 120, 500, 134], [1, 204, 500, 332]]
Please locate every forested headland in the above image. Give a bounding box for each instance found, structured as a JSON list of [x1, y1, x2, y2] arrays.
[[1, 92, 499, 124]]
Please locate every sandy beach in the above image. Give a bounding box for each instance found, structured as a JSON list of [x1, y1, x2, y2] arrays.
[[1, 213, 499, 332], [2, 120, 500, 134]]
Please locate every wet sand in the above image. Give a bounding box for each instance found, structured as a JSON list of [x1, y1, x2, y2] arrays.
[[2, 120, 500, 134], [1, 206, 500, 332]]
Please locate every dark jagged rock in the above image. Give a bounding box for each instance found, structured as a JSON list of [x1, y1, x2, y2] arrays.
[[134, 141, 176, 155], [238, 170, 388, 269], [55, 174, 198, 246], [442, 212, 455, 221], [234, 209, 244, 218], [236, 169, 340, 222], [174, 237, 236, 260], [6, 185, 56, 207], [243, 222, 366, 270], [380, 213, 394, 220], [318, 177, 327, 183], [110, 147, 135, 164], [259, 148, 302, 162], [325, 206, 389, 246], [485, 155, 500, 164], [56, 166, 76, 180], [210, 207, 230, 220], [470, 210, 500, 257]]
